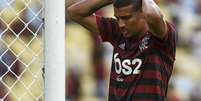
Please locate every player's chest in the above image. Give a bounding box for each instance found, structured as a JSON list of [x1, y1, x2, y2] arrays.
[[112, 35, 152, 76]]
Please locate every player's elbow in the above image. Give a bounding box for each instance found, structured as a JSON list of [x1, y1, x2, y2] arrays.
[[145, 9, 164, 24], [143, 0, 164, 21], [67, 6, 82, 22]]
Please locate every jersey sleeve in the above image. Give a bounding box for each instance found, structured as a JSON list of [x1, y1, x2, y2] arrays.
[[96, 15, 120, 45], [151, 21, 177, 60], [165, 21, 177, 60]]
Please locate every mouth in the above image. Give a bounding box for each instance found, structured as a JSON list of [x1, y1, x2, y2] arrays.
[[121, 29, 129, 37]]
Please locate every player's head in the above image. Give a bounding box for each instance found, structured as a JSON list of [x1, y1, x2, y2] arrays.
[[113, 0, 148, 38], [113, 0, 142, 10]]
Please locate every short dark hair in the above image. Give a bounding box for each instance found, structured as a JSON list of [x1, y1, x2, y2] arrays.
[[113, 0, 142, 11]]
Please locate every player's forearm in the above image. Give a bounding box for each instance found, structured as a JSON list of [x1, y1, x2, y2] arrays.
[[67, 0, 112, 21]]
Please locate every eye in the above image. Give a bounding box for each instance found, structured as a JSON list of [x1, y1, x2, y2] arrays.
[[121, 15, 131, 20]]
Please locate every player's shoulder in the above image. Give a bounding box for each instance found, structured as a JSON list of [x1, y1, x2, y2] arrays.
[[153, 21, 177, 42], [165, 21, 177, 33]]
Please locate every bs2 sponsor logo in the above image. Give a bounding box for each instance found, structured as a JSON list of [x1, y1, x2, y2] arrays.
[[113, 53, 142, 75]]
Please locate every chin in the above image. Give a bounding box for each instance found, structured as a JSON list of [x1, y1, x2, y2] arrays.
[[123, 34, 132, 38], [123, 32, 139, 38], [132, 32, 141, 37]]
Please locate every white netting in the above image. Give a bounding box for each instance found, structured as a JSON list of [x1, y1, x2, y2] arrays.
[[0, 0, 44, 101]]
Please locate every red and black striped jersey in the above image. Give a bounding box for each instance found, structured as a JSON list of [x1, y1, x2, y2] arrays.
[[96, 16, 177, 101]]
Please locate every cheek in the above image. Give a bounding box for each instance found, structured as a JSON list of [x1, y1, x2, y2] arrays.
[[127, 20, 139, 30], [128, 17, 140, 26], [128, 17, 143, 30]]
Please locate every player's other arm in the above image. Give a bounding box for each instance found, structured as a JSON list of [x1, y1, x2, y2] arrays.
[[67, 0, 112, 34], [142, 0, 167, 39]]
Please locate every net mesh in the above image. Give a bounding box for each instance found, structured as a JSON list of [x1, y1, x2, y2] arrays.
[[0, 0, 44, 101]]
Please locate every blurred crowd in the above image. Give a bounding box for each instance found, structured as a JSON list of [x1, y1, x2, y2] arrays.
[[66, 0, 201, 101]]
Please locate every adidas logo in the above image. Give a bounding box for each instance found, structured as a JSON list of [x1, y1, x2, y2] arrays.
[[118, 43, 125, 50]]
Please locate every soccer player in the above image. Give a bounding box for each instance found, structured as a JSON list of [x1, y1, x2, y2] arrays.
[[67, 0, 177, 100]]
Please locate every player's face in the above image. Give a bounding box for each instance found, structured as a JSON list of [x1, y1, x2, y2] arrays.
[[114, 4, 146, 38]]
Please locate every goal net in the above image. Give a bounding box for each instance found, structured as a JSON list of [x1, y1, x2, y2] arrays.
[[0, 0, 44, 100]]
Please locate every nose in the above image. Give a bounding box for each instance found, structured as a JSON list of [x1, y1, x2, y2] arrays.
[[118, 19, 125, 28]]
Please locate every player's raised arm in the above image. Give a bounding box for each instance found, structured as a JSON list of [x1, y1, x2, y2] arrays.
[[67, 0, 113, 34], [142, 0, 167, 39]]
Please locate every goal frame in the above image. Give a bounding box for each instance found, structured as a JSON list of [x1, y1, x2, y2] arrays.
[[44, 0, 65, 101]]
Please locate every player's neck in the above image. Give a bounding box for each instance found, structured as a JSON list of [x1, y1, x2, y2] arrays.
[[126, 27, 148, 42]]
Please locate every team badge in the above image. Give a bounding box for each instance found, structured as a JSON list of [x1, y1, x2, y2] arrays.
[[139, 35, 150, 51]]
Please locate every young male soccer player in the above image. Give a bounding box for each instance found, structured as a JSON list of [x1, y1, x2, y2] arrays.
[[67, 0, 177, 100]]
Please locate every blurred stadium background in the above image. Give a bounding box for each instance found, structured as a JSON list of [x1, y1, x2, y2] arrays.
[[0, 0, 201, 101], [66, 0, 201, 101]]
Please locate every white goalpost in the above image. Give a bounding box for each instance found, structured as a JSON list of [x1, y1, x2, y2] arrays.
[[0, 0, 66, 101], [44, 0, 65, 101]]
